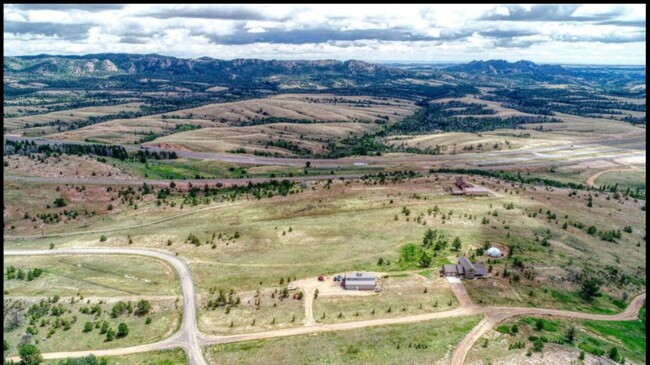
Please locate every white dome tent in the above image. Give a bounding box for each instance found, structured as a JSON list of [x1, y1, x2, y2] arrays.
[[486, 247, 503, 257]]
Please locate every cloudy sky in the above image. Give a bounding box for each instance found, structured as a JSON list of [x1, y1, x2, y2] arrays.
[[3, 4, 646, 64]]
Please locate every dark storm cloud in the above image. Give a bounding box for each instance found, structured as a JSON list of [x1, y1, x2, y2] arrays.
[[3, 20, 92, 40], [142, 6, 274, 21], [205, 27, 471, 45], [481, 4, 622, 22], [11, 4, 125, 11]]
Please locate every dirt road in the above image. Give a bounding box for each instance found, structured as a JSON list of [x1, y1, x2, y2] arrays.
[[449, 288, 647, 365], [4, 248, 206, 365], [451, 313, 510, 365], [585, 167, 641, 187], [446, 277, 473, 307], [201, 292, 645, 347], [302, 288, 316, 326]]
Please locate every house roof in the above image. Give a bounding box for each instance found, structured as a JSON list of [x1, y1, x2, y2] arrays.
[[459, 256, 476, 271], [474, 263, 487, 276], [443, 264, 459, 274]]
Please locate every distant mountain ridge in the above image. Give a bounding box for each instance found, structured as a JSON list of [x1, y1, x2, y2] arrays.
[[3, 53, 408, 79], [5, 54, 642, 90], [446, 59, 566, 76]]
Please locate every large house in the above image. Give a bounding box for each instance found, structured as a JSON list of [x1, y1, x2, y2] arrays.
[[441, 256, 487, 279], [343, 272, 376, 290]]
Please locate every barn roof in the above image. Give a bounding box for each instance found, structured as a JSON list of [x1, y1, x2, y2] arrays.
[[463, 186, 490, 193], [344, 272, 376, 281]]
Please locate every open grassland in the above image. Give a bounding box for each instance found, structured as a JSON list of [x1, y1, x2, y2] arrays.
[[151, 122, 381, 156], [433, 96, 535, 118], [530, 166, 618, 186], [4, 103, 143, 136], [595, 169, 646, 192], [198, 286, 305, 335], [385, 95, 644, 157], [4, 154, 134, 180], [205, 315, 482, 365], [3, 254, 180, 297], [41, 349, 188, 365], [46, 94, 416, 147], [312, 274, 458, 324], [531, 112, 643, 137], [4, 105, 56, 117], [5, 173, 645, 325], [48, 116, 217, 145], [466, 307, 646, 365], [606, 95, 647, 105], [385, 130, 557, 155], [3, 180, 168, 237], [3, 297, 180, 357], [101, 156, 380, 180], [161, 94, 416, 124]]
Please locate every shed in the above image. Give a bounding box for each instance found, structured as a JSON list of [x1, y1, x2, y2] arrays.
[[463, 186, 490, 196], [343, 272, 376, 290]]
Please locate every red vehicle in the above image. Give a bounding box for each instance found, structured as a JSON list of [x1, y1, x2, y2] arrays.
[[318, 275, 324, 281], [292, 294, 297, 300]]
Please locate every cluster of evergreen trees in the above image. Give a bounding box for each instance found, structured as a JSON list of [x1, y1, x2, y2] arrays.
[[5, 140, 129, 160]]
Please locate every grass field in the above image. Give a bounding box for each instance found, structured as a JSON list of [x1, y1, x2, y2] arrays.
[[100, 156, 381, 180], [205, 315, 482, 364], [385, 130, 553, 155], [151, 122, 381, 156], [466, 306, 646, 364], [312, 274, 458, 324], [160, 94, 416, 125], [3, 297, 180, 356], [46, 94, 416, 147], [5, 102, 143, 136], [4, 254, 180, 297], [198, 285, 306, 335], [40, 349, 188, 365], [4, 154, 134, 180], [595, 169, 646, 192], [4, 173, 646, 327]]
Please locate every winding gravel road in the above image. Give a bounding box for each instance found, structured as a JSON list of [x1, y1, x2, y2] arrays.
[[3, 247, 645, 365], [4, 248, 206, 365]]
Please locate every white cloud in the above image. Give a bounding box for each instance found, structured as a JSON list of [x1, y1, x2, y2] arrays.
[[2, 4, 646, 64], [494, 6, 510, 17]]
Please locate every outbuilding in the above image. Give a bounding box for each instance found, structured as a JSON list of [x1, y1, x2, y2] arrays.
[[486, 247, 503, 257], [343, 272, 376, 290]]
